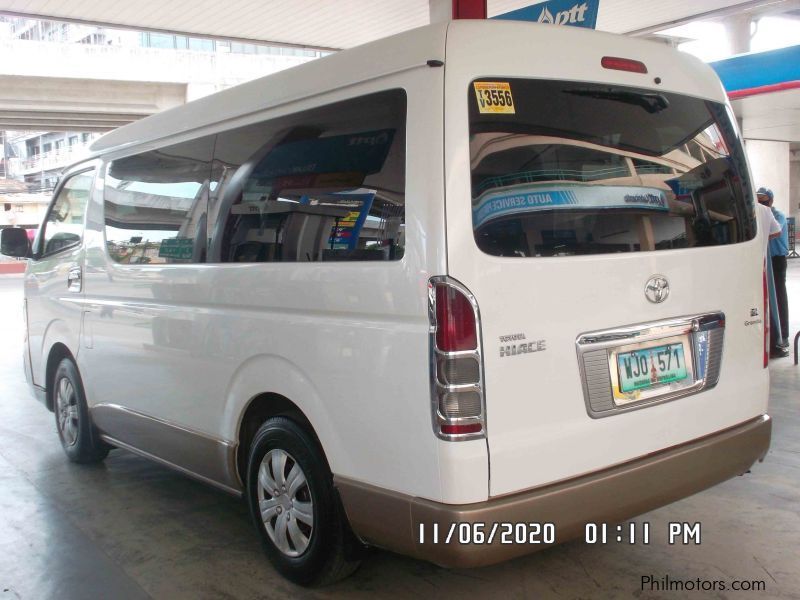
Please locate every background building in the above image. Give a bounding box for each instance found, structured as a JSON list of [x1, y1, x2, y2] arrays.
[[0, 15, 328, 229]]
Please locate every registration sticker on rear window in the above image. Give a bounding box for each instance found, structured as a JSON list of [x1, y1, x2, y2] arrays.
[[474, 82, 515, 114]]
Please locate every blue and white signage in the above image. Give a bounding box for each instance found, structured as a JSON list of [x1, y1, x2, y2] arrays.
[[493, 0, 600, 29], [473, 184, 668, 228]]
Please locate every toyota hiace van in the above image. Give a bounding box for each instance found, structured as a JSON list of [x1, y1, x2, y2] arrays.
[[1, 21, 771, 585]]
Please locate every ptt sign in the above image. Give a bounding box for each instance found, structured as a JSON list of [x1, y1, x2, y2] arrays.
[[536, 2, 590, 25], [494, 0, 600, 29]]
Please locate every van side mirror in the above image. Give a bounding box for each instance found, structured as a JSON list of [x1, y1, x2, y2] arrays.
[[1, 227, 32, 258]]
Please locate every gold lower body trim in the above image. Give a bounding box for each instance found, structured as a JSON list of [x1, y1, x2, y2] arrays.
[[335, 415, 771, 568]]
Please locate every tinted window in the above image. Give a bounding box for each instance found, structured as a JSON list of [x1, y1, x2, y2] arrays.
[[469, 78, 756, 257], [40, 170, 93, 256], [104, 137, 213, 264], [209, 90, 406, 263]]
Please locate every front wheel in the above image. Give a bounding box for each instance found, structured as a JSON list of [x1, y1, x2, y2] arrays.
[[246, 417, 361, 586], [53, 358, 109, 463]]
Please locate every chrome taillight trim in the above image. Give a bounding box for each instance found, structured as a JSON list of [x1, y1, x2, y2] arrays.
[[433, 348, 481, 359], [428, 276, 486, 441], [576, 312, 725, 418], [434, 382, 482, 394], [433, 350, 481, 387]]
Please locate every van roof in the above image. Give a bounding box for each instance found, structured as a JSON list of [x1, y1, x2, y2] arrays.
[[90, 20, 724, 158]]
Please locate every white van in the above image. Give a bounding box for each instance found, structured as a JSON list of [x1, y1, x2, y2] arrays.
[[1, 21, 771, 585]]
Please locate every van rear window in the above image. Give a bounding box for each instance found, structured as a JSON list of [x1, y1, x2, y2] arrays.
[[468, 78, 756, 257]]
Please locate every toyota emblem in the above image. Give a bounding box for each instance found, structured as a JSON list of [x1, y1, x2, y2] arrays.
[[645, 276, 670, 304]]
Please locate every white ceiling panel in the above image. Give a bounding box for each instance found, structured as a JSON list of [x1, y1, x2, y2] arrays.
[[0, 0, 775, 49]]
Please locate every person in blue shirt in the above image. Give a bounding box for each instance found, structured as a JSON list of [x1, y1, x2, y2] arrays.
[[757, 187, 790, 356]]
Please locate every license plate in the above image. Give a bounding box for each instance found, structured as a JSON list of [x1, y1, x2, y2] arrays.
[[616, 342, 688, 393]]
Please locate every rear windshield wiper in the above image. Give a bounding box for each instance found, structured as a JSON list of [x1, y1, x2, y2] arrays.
[[564, 88, 670, 114]]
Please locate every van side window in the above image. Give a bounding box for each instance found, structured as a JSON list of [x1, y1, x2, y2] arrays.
[[208, 89, 406, 263], [104, 137, 214, 264], [40, 170, 94, 257]]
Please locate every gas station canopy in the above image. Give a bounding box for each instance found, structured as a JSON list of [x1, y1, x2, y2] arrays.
[[0, 0, 791, 49]]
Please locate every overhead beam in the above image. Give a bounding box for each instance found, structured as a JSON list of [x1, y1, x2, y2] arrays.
[[0, 75, 185, 132], [0, 111, 146, 123], [0, 118, 138, 131], [0, 8, 338, 52]]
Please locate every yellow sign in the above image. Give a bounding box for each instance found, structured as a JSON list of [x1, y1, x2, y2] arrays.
[[474, 82, 515, 114]]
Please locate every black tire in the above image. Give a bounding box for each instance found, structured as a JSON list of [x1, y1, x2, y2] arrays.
[[52, 357, 109, 463], [246, 417, 362, 586]]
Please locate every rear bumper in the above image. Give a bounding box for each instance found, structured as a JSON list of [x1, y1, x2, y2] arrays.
[[336, 415, 771, 568]]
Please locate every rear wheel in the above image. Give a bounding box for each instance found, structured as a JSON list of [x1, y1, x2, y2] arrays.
[[246, 417, 361, 586], [53, 358, 109, 463]]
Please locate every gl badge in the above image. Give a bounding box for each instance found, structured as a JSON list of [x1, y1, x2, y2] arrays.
[[645, 275, 670, 304]]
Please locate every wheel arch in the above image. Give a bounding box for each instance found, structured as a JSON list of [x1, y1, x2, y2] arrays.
[[37, 317, 78, 391], [235, 392, 328, 488], [44, 342, 77, 412], [221, 354, 336, 487]]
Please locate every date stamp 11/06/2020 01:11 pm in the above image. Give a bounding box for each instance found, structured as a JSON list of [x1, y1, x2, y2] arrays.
[[417, 521, 702, 546]]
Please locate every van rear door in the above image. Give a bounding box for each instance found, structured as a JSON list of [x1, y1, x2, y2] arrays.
[[443, 23, 769, 498]]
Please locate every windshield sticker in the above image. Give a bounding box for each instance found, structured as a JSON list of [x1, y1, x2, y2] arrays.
[[474, 82, 515, 114], [473, 184, 669, 228]]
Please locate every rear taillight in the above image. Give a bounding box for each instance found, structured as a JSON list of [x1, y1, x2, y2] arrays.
[[429, 277, 485, 441], [435, 285, 477, 351], [763, 260, 769, 368]]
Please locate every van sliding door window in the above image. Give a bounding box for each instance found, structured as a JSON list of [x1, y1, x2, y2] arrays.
[[208, 89, 406, 263], [468, 78, 756, 258], [39, 170, 93, 257], [104, 137, 214, 264]]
